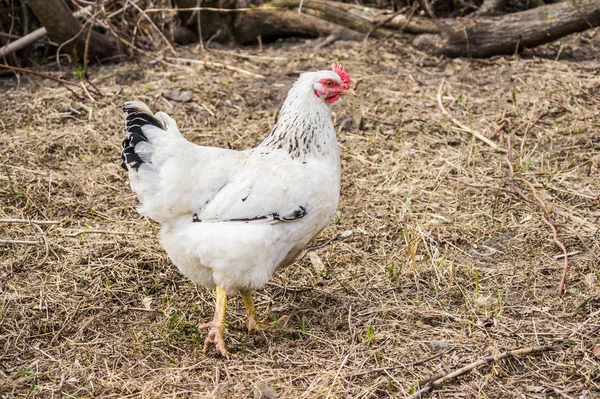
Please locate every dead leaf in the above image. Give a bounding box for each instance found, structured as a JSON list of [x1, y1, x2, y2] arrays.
[[253, 381, 278, 399]]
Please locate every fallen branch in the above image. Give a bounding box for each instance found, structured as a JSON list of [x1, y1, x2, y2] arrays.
[[437, 79, 506, 153], [438, 0, 600, 57], [407, 344, 557, 399]]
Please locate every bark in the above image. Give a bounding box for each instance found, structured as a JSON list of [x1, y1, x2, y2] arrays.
[[439, 0, 600, 57], [234, 8, 363, 45], [27, 0, 120, 61]]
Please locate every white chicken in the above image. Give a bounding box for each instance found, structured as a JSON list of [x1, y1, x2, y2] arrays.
[[121, 64, 354, 357]]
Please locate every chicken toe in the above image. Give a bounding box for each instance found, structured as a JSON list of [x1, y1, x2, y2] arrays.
[[199, 285, 229, 358]]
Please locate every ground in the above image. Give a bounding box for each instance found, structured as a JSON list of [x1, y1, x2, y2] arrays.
[[0, 34, 599, 398]]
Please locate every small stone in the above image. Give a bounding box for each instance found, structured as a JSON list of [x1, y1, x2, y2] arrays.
[[164, 90, 192, 102]]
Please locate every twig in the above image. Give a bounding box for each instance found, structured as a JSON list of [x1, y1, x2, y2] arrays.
[[196, 0, 204, 51], [82, 4, 100, 79], [437, 79, 505, 153], [209, 49, 287, 61], [32, 223, 50, 265], [64, 229, 151, 238], [0, 239, 39, 245], [128, 0, 177, 54], [0, 64, 78, 87], [145, 7, 255, 13], [401, 3, 419, 31], [0, 218, 61, 225], [3, 165, 15, 194], [298, 230, 353, 260], [363, 7, 408, 45], [165, 57, 266, 79], [407, 344, 557, 399], [416, 0, 435, 19]]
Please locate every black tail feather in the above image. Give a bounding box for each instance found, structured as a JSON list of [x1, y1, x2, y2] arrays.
[[121, 104, 165, 171]]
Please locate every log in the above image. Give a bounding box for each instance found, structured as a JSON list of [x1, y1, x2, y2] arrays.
[[27, 0, 120, 61], [172, 0, 438, 46], [234, 8, 363, 44], [439, 0, 600, 57], [269, 0, 437, 37]]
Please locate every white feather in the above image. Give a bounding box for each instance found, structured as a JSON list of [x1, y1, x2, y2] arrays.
[[124, 70, 343, 294]]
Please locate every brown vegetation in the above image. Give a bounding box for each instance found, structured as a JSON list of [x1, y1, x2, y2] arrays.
[[1, 32, 599, 397]]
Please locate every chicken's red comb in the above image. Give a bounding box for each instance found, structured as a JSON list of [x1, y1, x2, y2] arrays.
[[332, 63, 351, 87]]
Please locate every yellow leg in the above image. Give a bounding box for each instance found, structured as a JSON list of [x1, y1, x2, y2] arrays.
[[198, 285, 229, 357], [241, 290, 257, 332], [241, 290, 289, 332]]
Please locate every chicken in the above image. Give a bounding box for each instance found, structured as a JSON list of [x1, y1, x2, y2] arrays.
[[120, 63, 354, 357]]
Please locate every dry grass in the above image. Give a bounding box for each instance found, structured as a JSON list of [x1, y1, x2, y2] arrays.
[[1, 34, 599, 398]]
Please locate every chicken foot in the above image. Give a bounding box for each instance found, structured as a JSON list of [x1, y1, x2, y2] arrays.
[[241, 290, 289, 332], [198, 285, 229, 358]]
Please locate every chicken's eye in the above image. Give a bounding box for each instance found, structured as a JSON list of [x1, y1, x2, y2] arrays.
[[326, 80, 334, 87]]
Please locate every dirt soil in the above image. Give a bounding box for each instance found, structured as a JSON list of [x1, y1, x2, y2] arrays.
[[1, 34, 599, 398]]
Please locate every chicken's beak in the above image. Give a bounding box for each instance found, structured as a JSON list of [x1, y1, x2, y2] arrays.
[[340, 88, 357, 96]]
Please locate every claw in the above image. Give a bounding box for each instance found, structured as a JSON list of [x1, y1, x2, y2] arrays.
[[199, 285, 229, 358], [200, 321, 229, 358]]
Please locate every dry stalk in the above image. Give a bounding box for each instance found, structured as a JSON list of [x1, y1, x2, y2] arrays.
[[83, 4, 100, 78], [64, 229, 151, 238], [363, 7, 408, 47], [144, 6, 255, 13], [128, 0, 176, 54], [437, 79, 506, 153], [0, 239, 39, 245]]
